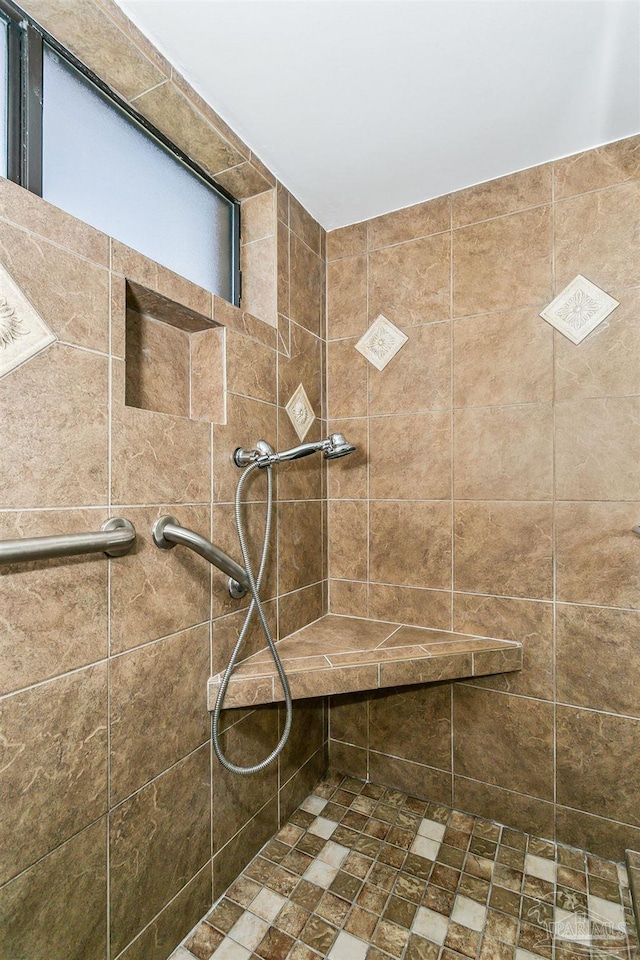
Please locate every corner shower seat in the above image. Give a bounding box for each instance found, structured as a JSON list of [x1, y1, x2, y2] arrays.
[[207, 614, 522, 709]]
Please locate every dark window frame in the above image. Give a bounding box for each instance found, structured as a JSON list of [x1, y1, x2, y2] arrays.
[[0, 0, 241, 304]]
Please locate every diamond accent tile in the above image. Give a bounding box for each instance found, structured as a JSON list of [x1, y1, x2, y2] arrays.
[[355, 314, 408, 370], [285, 382, 315, 441], [539, 274, 619, 344], [0, 263, 56, 379]]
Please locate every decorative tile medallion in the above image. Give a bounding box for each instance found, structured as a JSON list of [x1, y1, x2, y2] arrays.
[[539, 274, 619, 345], [0, 263, 56, 378], [355, 314, 408, 371], [285, 382, 315, 441]]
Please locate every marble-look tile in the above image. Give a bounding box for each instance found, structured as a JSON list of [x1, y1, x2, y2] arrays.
[[109, 505, 210, 654], [110, 625, 210, 803], [280, 744, 327, 822], [289, 195, 321, 255], [555, 135, 640, 199], [368, 196, 450, 250], [277, 500, 323, 595], [190, 326, 226, 423], [110, 745, 211, 956], [0, 343, 108, 508], [280, 699, 326, 786], [0, 219, 108, 352], [0, 176, 109, 266], [212, 798, 278, 900], [555, 181, 640, 290], [454, 594, 553, 701], [289, 233, 323, 336], [557, 706, 640, 827], [211, 501, 277, 619], [327, 256, 368, 340], [0, 664, 107, 884], [454, 501, 553, 600], [329, 579, 368, 618], [330, 693, 368, 747], [330, 741, 367, 779], [241, 236, 277, 327], [241, 190, 276, 245], [454, 404, 553, 501], [369, 685, 451, 768], [213, 600, 277, 674], [214, 393, 277, 503], [370, 500, 452, 590], [368, 321, 451, 416], [453, 306, 553, 407], [556, 501, 640, 608], [328, 337, 368, 419], [454, 777, 555, 845], [453, 686, 554, 800], [213, 707, 279, 849], [111, 360, 211, 505], [0, 509, 108, 695], [369, 233, 451, 325], [276, 414, 323, 504], [119, 865, 211, 960], [370, 412, 451, 500], [134, 81, 244, 176], [278, 320, 322, 413], [328, 418, 368, 499], [329, 500, 368, 582], [125, 310, 190, 417], [555, 396, 640, 501], [268, 614, 395, 657], [369, 752, 452, 806], [369, 583, 452, 631], [453, 206, 552, 317], [24, 0, 165, 99], [0, 818, 107, 960], [278, 581, 324, 642], [327, 222, 368, 261], [452, 166, 551, 227], [226, 329, 277, 404], [556, 805, 640, 862], [557, 604, 640, 717], [216, 161, 272, 200], [554, 285, 640, 400]]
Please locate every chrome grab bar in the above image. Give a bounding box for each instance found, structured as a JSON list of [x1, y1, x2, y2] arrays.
[[152, 516, 249, 599], [0, 517, 136, 565]]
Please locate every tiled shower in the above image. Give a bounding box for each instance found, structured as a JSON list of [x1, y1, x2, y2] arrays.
[[0, 2, 638, 960]]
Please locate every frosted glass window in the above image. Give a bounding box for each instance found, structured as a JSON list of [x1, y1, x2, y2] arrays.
[[42, 45, 235, 300], [0, 19, 7, 179]]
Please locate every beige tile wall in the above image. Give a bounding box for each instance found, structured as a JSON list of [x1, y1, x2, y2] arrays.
[[327, 134, 640, 860], [0, 3, 328, 958]]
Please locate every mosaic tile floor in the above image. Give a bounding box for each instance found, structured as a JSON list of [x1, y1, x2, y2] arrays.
[[172, 775, 638, 960]]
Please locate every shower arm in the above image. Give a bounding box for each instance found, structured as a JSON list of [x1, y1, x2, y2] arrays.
[[152, 516, 249, 599]]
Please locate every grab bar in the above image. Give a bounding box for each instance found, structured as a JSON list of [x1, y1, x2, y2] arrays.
[[0, 517, 136, 565], [152, 515, 249, 599]]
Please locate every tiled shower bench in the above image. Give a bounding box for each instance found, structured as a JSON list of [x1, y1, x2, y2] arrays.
[[207, 614, 522, 709]]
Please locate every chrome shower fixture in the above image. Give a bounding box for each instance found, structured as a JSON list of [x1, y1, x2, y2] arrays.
[[234, 433, 356, 468]]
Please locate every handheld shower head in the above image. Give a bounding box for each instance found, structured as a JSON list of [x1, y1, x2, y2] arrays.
[[234, 433, 356, 468], [324, 433, 356, 459]]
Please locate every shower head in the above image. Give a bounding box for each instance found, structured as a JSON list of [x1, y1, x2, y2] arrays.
[[234, 433, 356, 468], [323, 434, 357, 459]]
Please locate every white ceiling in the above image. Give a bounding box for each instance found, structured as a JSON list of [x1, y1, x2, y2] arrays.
[[117, 0, 640, 230]]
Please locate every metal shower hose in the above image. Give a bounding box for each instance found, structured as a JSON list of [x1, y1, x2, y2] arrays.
[[212, 460, 293, 774]]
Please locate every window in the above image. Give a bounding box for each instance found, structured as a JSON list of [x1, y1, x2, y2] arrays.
[[0, 0, 240, 303]]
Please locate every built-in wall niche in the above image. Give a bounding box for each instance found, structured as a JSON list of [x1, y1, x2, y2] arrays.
[[125, 280, 225, 423]]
